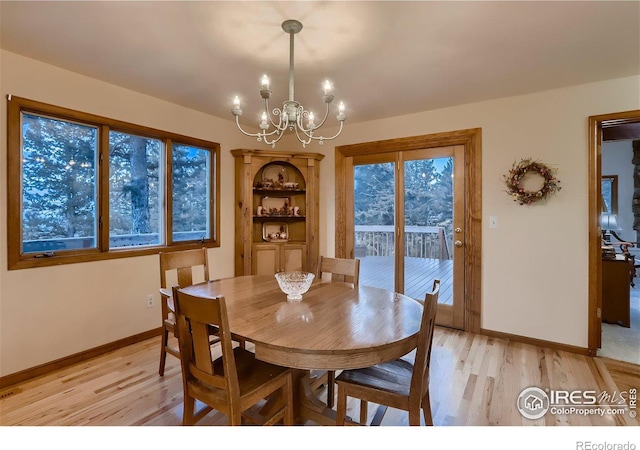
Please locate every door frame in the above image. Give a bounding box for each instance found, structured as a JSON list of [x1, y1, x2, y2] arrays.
[[335, 128, 482, 333], [588, 110, 640, 355]]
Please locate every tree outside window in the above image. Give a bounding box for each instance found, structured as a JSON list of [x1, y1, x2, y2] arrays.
[[7, 96, 220, 269]]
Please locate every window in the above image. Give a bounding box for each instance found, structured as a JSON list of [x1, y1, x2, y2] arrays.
[[7, 96, 220, 269], [171, 143, 212, 243], [109, 132, 162, 248], [601, 175, 618, 215], [20, 113, 99, 253]]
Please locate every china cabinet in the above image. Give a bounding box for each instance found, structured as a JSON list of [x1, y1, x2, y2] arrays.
[[231, 149, 324, 276]]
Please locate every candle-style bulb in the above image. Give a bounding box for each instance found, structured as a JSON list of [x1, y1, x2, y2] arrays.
[[337, 101, 346, 121], [323, 80, 332, 95], [233, 96, 240, 107], [259, 111, 269, 130], [261, 75, 270, 90], [308, 112, 315, 127]]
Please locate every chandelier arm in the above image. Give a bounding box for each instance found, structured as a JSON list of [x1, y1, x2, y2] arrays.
[[295, 106, 312, 134], [302, 120, 345, 142], [293, 122, 313, 147], [262, 127, 287, 147], [273, 109, 290, 132], [235, 116, 282, 139], [234, 116, 262, 138], [296, 101, 331, 135], [263, 98, 284, 130], [314, 102, 331, 130]]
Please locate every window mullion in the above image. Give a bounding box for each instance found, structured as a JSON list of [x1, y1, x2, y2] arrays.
[[99, 125, 111, 252], [166, 139, 173, 246]]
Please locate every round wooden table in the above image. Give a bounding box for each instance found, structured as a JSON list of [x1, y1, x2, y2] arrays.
[[179, 274, 423, 424]]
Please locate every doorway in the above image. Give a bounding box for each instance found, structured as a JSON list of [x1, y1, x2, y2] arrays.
[[352, 147, 465, 328], [588, 110, 640, 362], [335, 129, 482, 333]]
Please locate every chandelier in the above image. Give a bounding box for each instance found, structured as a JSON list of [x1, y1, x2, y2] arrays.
[[231, 19, 346, 148]]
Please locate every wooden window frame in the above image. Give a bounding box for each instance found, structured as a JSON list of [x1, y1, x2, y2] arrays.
[[7, 96, 220, 270], [335, 129, 482, 334]]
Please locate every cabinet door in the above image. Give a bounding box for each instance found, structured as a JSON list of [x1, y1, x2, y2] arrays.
[[601, 258, 631, 327], [282, 243, 307, 272], [253, 244, 280, 275]]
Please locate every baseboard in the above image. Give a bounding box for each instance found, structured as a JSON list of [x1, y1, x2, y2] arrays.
[[480, 328, 590, 355], [0, 327, 162, 390]]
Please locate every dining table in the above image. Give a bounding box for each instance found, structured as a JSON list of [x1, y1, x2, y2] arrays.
[[177, 274, 424, 425]]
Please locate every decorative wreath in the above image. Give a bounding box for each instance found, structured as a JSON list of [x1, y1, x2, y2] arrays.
[[503, 158, 561, 205]]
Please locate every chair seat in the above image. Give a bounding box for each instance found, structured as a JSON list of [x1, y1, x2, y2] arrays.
[[190, 347, 291, 402], [336, 358, 414, 398], [213, 347, 255, 378]]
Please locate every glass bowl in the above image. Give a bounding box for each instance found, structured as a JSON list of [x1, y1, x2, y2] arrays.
[[275, 272, 315, 301]]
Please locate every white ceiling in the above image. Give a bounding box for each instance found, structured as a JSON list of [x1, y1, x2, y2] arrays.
[[1, 1, 639, 128]]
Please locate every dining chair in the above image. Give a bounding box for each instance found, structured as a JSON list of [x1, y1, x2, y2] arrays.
[[158, 248, 216, 376], [335, 279, 440, 426], [317, 255, 360, 286], [314, 255, 360, 408], [172, 286, 294, 425]]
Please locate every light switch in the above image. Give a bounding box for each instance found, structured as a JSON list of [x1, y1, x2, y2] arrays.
[[489, 216, 498, 229]]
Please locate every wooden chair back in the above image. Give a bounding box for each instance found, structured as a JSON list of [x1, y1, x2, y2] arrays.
[[160, 248, 209, 290], [172, 287, 242, 410], [317, 256, 360, 286], [159, 248, 209, 314], [410, 279, 440, 403], [157, 248, 212, 376]]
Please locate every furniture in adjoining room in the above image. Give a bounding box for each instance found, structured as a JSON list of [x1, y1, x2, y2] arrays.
[[172, 286, 294, 425], [231, 149, 324, 276], [602, 254, 631, 328], [335, 279, 440, 426]]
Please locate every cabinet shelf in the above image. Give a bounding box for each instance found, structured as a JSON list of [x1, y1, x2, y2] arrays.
[[257, 240, 306, 245], [254, 215, 306, 220], [253, 188, 306, 194]]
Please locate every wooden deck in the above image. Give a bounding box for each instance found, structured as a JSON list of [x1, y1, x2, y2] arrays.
[[359, 256, 454, 305]]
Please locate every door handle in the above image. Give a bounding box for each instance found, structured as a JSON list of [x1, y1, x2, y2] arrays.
[[454, 240, 463, 248]]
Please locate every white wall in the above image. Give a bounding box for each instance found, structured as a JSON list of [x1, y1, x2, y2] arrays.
[[602, 141, 635, 242], [1, 49, 639, 376], [289, 75, 640, 350], [0, 51, 260, 376]]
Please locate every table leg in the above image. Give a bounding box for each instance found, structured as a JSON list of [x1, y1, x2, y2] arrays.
[[292, 369, 338, 425]]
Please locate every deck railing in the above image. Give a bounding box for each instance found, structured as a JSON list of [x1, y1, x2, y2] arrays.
[[355, 225, 451, 260], [23, 231, 207, 253]]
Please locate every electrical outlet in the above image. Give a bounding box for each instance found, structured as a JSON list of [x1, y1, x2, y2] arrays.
[[146, 294, 155, 308]]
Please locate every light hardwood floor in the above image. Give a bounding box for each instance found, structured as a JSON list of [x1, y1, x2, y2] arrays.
[[1, 327, 638, 426]]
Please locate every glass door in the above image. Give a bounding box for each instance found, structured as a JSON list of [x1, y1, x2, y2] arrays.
[[353, 146, 465, 328], [354, 155, 396, 293]]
